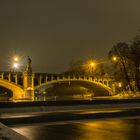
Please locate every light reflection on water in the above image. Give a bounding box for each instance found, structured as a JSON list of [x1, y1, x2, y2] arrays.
[[12, 118, 140, 140], [0, 96, 93, 102], [34, 96, 93, 101]]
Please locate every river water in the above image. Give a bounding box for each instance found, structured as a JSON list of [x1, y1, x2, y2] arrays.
[[11, 118, 140, 140]]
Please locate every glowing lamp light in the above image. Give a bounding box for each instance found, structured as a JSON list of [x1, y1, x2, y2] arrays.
[[90, 61, 96, 67], [112, 56, 117, 61], [14, 57, 19, 62], [118, 82, 122, 87], [91, 62, 95, 67], [13, 63, 19, 69]]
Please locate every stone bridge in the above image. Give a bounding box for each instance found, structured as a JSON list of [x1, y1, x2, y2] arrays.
[[0, 58, 115, 100]]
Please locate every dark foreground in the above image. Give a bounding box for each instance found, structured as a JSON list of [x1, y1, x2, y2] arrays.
[[1, 99, 140, 139], [6, 108, 140, 140], [11, 118, 140, 140]]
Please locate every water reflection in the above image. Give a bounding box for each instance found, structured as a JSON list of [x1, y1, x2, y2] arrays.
[[12, 118, 140, 140], [34, 95, 92, 101]]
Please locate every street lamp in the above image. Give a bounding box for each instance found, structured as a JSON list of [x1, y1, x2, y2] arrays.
[[90, 62, 96, 67], [12, 56, 19, 72], [13, 62, 19, 72], [118, 82, 122, 87], [14, 56, 19, 62], [112, 56, 117, 62], [13, 62, 19, 69], [89, 61, 96, 75]]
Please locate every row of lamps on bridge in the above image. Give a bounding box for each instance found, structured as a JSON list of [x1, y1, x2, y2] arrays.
[[12, 55, 118, 71]]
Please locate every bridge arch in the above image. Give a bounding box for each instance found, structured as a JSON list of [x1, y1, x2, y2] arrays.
[[0, 79, 25, 99], [35, 79, 113, 96]]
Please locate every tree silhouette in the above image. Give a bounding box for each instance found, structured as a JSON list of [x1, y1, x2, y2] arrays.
[[129, 35, 140, 91], [108, 42, 133, 92]]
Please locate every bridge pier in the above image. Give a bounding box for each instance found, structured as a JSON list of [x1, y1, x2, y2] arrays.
[[23, 56, 34, 100], [24, 89, 34, 100], [23, 72, 34, 100]]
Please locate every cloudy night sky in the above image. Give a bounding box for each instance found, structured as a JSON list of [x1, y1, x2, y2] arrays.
[[0, 0, 140, 73]]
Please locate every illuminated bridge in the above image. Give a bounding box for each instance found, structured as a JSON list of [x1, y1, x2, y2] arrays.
[[0, 58, 115, 100]]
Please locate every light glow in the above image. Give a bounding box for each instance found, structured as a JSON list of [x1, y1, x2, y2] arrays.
[[14, 56, 19, 62], [90, 62, 95, 67], [118, 82, 122, 87], [13, 63, 19, 69], [112, 56, 117, 61]]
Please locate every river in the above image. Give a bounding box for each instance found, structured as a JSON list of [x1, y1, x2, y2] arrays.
[[11, 118, 140, 140]]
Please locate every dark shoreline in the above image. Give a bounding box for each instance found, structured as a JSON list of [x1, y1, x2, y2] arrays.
[[0, 98, 140, 108]]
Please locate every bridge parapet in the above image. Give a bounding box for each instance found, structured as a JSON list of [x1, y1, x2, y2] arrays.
[[0, 71, 23, 86], [0, 71, 114, 89], [33, 73, 114, 88]]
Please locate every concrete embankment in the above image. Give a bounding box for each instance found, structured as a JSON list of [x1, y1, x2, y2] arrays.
[[0, 98, 140, 114], [0, 123, 28, 140], [0, 102, 140, 114], [1, 107, 140, 126]]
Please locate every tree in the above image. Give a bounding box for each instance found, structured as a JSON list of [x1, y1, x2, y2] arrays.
[[108, 42, 133, 91], [129, 35, 140, 91]]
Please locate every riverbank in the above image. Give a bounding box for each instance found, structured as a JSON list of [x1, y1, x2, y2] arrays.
[[0, 123, 28, 140], [1, 99, 140, 139], [113, 92, 140, 98], [0, 98, 140, 114]]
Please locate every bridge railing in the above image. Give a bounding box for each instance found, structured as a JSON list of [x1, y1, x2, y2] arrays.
[[0, 72, 23, 86], [33, 73, 113, 88], [0, 72, 114, 89]]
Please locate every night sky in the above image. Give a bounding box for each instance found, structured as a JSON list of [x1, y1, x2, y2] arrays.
[[0, 0, 140, 73]]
